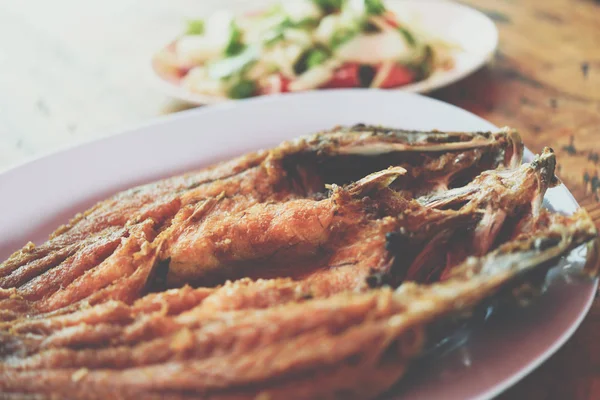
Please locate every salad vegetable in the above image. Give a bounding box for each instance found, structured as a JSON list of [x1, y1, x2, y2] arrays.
[[186, 19, 205, 35], [162, 0, 456, 99], [224, 22, 245, 56], [364, 0, 386, 15], [228, 79, 257, 99]]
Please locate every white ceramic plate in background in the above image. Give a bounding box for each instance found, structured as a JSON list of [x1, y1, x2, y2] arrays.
[[0, 90, 594, 399], [149, 0, 498, 105]]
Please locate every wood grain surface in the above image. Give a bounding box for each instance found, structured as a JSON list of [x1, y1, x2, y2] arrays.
[[0, 0, 599, 398], [434, 1, 600, 399]]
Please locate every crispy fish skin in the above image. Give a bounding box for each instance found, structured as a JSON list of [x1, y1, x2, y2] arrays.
[[0, 126, 519, 302], [4, 126, 598, 400], [0, 211, 596, 400], [164, 167, 405, 287]]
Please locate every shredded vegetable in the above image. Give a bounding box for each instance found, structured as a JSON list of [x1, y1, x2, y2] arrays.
[[166, 0, 455, 99]]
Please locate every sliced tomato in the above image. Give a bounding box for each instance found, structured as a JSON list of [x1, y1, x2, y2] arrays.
[[383, 11, 400, 29], [176, 66, 192, 79], [260, 73, 291, 94], [378, 64, 415, 88], [322, 63, 360, 89]]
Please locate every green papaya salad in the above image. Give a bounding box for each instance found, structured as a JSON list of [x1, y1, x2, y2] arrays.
[[156, 0, 456, 99]]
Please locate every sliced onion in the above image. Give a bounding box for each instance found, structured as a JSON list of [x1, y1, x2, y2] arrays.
[[334, 31, 411, 64], [181, 66, 227, 97], [370, 61, 393, 88], [288, 60, 341, 91]]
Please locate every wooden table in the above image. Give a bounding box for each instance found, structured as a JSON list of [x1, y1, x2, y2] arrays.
[[435, 0, 600, 398], [0, 0, 599, 398]]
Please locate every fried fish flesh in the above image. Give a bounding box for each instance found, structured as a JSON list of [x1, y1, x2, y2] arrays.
[[0, 125, 597, 400], [0, 211, 596, 400], [0, 125, 522, 304]]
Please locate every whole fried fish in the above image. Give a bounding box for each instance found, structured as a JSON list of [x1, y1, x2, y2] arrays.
[[0, 125, 597, 400]]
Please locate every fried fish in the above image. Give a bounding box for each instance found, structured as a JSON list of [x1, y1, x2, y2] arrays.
[[0, 125, 596, 400]]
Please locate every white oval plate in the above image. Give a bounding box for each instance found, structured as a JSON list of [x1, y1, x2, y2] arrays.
[[150, 0, 498, 105], [0, 90, 594, 400]]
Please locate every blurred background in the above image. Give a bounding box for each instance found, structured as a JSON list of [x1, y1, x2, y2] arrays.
[[0, 0, 233, 167], [1, 0, 597, 182]]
